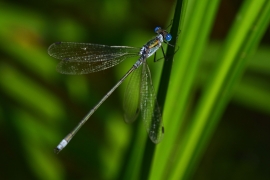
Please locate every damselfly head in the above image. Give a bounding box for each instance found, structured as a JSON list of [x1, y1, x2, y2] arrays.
[[154, 26, 172, 42]]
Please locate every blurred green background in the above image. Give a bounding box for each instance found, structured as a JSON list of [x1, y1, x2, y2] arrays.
[[0, 0, 269, 180]]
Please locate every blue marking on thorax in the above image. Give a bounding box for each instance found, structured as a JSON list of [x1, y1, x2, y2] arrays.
[[134, 34, 164, 68]]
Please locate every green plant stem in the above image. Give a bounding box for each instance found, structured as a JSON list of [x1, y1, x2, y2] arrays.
[[170, 0, 270, 179]]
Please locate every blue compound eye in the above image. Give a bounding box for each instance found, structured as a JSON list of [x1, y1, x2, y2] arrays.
[[154, 26, 161, 33], [165, 33, 172, 41]]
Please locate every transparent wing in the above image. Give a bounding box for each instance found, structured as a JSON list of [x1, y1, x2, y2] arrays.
[[123, 65, 142, 123], [48, 42, 139, 62], [56, 56, 129, 74], [140, 62, 164, 143], [48, 42, 140, 74]]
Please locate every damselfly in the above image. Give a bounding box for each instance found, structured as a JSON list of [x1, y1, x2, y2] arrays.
[[48, 27, 172, 153]]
